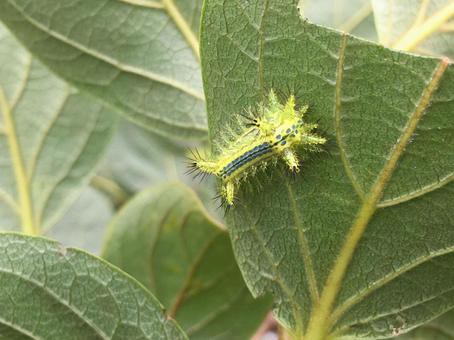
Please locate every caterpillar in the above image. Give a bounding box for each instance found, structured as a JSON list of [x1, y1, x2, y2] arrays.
[[188, 90, 326, 206]]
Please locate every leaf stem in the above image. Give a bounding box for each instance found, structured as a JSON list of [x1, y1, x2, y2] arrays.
[[393, 1, 454, 51], [0, 87, 38, 235], [118, 0, 164, 9], [161, 0, 200, 60], [90, 175, 129, 208]]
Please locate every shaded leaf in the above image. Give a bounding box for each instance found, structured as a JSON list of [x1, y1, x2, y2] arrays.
[[98, 119, 219, 217], [0, 232, 187, 339], [0, 0, 207, 139], [0, 22, 115, 234], [103, 183, 271, 340], [46, 186, 114, 255], [398, 309, 454, 339], [99, 120, 189, 192], [201, 0, 454, 339], [372, 0, 454, 58]]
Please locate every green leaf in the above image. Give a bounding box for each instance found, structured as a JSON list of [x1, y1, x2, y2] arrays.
[[98, 119, 219, 216], [372, 0, 454, 58], [201, 0, 454, 339], [398, 309, 454, 339], [0, 23, 115, 235], [102, 183, 271, 339], [0, 0, 207, 140], [46, 186, 114, 255], [0, 232, 187, 339], [99, 120, 189, 192]]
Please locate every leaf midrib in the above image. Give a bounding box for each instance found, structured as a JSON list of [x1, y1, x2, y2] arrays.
[[304, 54, 449, 339], [161, 0, 200, 60], [185, 285, 251, 336], [0, 88, 36, 235]]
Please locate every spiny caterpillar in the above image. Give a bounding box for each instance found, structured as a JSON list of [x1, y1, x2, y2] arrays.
[[188, 90, 326, 206]]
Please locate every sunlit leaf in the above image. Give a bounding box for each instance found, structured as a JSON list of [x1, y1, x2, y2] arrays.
[[201, 0, 454, 338]]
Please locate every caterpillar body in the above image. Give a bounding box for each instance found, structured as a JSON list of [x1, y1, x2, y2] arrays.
[[188, 90, 326, 206]]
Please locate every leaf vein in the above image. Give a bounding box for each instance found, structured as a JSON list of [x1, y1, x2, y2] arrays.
[[333, 286, 454, 336], [334, 33, 365, 201], [35, 106, 102, 229], [167, 218, 221, 318], [285, 181, 319, 304], [378, 172, 454, 208], [330, 244, 454, 326], [5, 0, 204, 100], [162, 0, 200, 60], [0, 269, 108, 339], [0, 317, 41, 340]]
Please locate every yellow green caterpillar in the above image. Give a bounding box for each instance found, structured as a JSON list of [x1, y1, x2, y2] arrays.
[[188, 90, 326, 206]]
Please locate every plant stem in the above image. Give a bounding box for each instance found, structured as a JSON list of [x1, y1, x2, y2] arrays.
[[90, 175, 129, 208]]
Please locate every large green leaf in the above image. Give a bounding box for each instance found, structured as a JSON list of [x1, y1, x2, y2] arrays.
[[102, 183, 271, 339], [0, 23, 115, 235], [372, 0, 454, 58], [0, 0, 207, 139], [201, 0, 454, 339], [0, 232, 187, 339]]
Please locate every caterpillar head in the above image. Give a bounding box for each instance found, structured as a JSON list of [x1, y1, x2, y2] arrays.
[[273, 118, 302, 150]]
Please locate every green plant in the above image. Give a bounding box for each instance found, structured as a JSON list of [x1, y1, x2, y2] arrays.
[[0, 0, 453, 339]]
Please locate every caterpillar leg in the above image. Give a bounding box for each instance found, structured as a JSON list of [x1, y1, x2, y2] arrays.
[[283, 149, 300, 172], [195, 160, 218, 174], [222, 181, 235, 206]]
